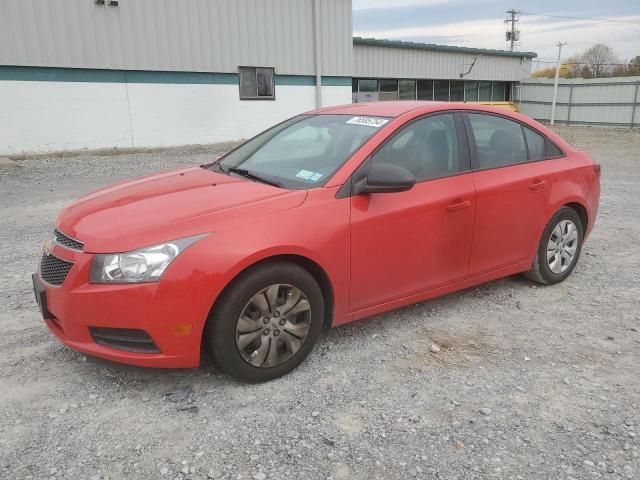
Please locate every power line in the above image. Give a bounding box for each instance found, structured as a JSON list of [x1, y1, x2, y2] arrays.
[[520, 11, 640, 25]]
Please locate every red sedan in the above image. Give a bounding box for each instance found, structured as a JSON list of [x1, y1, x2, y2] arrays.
[[33, 102, 600, 382]]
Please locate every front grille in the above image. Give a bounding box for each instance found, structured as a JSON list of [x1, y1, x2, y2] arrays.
[[53, 229, 84, 251], [89, 327, 160, 353], [40, 254, 74, 286]]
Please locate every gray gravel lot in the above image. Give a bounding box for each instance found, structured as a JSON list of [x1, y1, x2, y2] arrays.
[[1, 126, 639, 480]]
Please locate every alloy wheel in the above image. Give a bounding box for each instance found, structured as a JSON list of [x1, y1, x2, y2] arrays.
[[546, 219, 579, 274], [235, 284, 312, 368]]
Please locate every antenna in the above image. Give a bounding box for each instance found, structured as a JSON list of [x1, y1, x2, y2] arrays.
[[504, 9, 520, 52]]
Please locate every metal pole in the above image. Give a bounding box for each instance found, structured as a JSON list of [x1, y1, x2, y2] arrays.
[[550, 42, 566, 125], [312, 0, 322, 109], [567, 83, 574, 125], [631, 82, 639, 128]]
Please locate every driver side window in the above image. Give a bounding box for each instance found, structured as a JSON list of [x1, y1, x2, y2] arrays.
[[371, 113, 460, 182]]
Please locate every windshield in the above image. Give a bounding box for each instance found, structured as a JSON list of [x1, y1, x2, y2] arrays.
[[212, 114, 389, 189]]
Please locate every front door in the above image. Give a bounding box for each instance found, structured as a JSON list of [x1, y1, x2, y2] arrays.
[[349, 113, 476, 312]]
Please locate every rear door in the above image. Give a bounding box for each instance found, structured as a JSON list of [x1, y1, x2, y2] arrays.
[[464, 112, 557, 274], [349, 112, 475, 311]]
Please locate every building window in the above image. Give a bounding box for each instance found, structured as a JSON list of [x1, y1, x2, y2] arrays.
[[492, 82, 507, 101], [450, 81, 464, 101], [352, 77, 513, 104], [478, 81, 492, 102], [358, 79, 378, 93], [239, 67, 274, 100], [379, 79, 399, 100], [398, 79, 416, 100], [434, 80, 449, 101], [417, 80, 433, 100], [464, 81, 478, 102]]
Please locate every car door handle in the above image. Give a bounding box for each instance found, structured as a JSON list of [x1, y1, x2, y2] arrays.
[[528, 179, 547, 191], [446, 200, 471, 212]]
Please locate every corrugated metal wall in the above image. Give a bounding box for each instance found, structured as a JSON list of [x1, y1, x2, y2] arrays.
[[515, 77, 640, 127], [0, 0, 352, 76], [353, 44, 532, 81]]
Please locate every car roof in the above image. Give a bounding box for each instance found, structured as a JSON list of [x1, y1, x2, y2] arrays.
[[309, 101, 444, 117], [308, 101, 573, 152], [309, 101, 524, 118]]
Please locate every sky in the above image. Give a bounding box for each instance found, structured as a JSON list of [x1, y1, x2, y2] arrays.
[[352, 0, 640, 68]]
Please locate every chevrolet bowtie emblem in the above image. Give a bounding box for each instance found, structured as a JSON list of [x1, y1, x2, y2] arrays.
[[42, 239, 55, 256]]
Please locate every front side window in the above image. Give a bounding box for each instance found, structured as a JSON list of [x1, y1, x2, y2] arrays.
[[215, 115, 387, 189], [371, 113, 460, 182], [239, 67, 274, 100], [468, 113, 527, 168]]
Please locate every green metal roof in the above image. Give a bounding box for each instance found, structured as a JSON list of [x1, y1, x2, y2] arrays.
[[353, 37, 537, 59]]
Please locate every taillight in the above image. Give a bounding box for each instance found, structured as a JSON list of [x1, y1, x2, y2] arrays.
[[593, 163, 601, 178]]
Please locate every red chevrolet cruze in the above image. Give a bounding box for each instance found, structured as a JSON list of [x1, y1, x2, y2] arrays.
[[33, 102, 600, 382]]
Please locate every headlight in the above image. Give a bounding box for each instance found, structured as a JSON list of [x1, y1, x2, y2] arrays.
[[89, 234, 207, 284]]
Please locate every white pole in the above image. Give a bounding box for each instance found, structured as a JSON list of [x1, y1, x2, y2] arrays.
[[550, 42, 566, 126]]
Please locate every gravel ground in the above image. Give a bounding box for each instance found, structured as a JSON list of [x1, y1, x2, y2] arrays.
[[1, 126, 639, 480]]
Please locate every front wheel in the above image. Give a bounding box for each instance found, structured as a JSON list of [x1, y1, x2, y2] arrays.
[[525, 206, 584, 285], [205, 262, 324, 382]]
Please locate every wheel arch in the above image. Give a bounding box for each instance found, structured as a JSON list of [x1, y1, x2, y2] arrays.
[[206, 253, 336, 333], [564, 201, 588, 232]]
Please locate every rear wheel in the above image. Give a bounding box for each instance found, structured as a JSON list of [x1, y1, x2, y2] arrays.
[[525, 206, 584, 285], [205, 262, 324, 382]]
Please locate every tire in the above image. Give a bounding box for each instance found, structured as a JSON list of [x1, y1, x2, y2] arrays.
[[205, 261, 324, 383], [524, 206, 584, 285]]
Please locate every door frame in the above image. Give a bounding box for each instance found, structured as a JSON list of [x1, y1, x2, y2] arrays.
[[336, 111, 472, 198], [459, 110, 566, 172]]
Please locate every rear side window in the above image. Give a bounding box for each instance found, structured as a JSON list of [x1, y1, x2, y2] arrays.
[[523, 127, 545, 160], [468, 113, 527, 169], [523, 126, 564, 160], [545, 139, 563, 157]]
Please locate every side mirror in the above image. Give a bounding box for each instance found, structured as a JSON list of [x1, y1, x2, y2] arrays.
[[355, 163, 416, 195]]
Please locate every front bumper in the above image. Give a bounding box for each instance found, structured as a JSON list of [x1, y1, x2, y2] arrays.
[[34, 242, 213, 368]]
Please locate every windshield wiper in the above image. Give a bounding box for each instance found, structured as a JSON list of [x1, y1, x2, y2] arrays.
[[226, 167, 283, 188]]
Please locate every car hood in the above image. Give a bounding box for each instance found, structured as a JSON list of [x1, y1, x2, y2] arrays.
[[57, 167, 306, 253]]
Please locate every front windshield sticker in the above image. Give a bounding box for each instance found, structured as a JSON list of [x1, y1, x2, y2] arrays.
[[346, 116, 389, 128], [296, 170, 324, 182]]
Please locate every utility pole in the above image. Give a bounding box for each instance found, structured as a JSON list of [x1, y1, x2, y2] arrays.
[[550, 41, 567, 126], [504, 9, 520, 52]]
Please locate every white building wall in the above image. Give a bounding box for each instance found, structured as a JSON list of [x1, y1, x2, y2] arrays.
[[0, 80, 352, 155]]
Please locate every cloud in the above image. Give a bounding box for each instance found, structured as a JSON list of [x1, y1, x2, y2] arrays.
[[353, 0, 449, 10], [354, 15, 640, 62]]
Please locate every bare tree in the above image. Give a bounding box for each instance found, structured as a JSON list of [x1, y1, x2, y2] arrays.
[[564, 54, 583, 78], [580, 44, 618, 78]]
